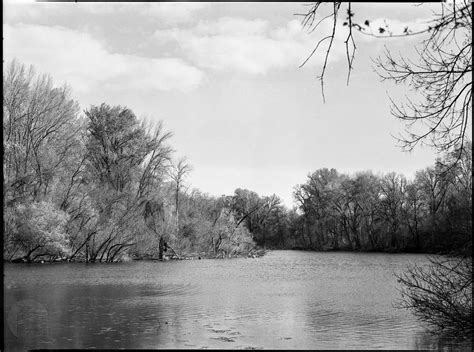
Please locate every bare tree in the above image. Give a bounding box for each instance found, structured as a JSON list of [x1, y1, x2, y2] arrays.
[[136, 120, 174, 199], [374, 2, 472, 157], [3, 59, 81, 204], [299, 1, 472, 158], [169, 157, 192, 236], [395, 256, 472, 336]]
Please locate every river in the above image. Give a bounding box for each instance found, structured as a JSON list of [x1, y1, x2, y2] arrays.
[[3, 250, 471, 350]]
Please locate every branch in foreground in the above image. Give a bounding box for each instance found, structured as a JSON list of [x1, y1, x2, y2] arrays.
[[395, 256, 472, 336]]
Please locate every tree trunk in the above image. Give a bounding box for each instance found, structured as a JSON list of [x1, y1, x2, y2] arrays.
[[159, 236, 164, 260], [25, 245, 43, 263]]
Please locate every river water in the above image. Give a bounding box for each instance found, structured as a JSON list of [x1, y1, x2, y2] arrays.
[[3, 250, 471, 350]]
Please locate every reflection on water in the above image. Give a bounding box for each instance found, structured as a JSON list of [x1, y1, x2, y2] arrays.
[[3, 251, 472, 350], [414, 332, 473, 351]]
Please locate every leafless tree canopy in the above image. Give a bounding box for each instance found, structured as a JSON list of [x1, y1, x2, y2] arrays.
[[299, 1, 472, 158]]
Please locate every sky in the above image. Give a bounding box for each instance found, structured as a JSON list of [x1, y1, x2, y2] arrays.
[[3, 1, 446, 208]]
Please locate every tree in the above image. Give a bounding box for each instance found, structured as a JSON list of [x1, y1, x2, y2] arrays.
[[3, 59, 263, 262], [395, 256, 472, 336], [81, 104, 173, 262], [7, 201, 69, 262], [298, 2, 472, 335], [3, 60, 84, 262], [378, 173, 407, 250], [300, 1, 472, 158], [85, 104, 148, 192], [374, 2, 472, 157], [294, 168, 343, 249], [351, 171, 383, 251], [208, 210, 255, 258], [229, 189, 264, 240], [401, 181, 424, 252], [3, 60, 81, 205], [291, 160, 471, 255], [169, 157, 192, 237], [228, 189, 283, 247]]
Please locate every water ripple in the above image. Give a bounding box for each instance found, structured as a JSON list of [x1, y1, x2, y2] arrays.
[[4, 251, 470, 350]]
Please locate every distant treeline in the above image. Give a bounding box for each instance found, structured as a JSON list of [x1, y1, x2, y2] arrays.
[[3, 60, 472, 263], [255, 155, 472, 254]]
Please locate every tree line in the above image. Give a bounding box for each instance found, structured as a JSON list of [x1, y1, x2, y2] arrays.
[[212, 148, 471, 256], [289, 150, 472, 254], [3, 60, 258, 263], [3, 59, 471, 263]]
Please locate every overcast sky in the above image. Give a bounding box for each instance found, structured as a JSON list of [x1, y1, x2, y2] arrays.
[[4, 1, 444, 207]]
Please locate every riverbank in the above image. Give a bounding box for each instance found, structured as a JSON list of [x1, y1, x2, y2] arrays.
[[5, 248, 268, 264], [145, 248, 268, 261], [7, 246, 459, 264], [8, 246, 461, 264]]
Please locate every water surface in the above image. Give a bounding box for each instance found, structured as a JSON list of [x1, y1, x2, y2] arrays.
[[4, 250, 471, 350]]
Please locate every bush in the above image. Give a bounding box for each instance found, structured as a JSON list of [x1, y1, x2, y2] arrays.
[[8, 201, 70, 261], [395, 256, 472, 337]]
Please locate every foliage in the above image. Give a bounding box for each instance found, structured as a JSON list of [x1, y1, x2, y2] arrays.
[[169, 188, 257, 258], [3, 58, 470, 269], [227, 189, 288, 248], [6, 201, 70, 262], [78, 103, 173, 262], [292, 144, 472, 254], [2, 59, 258, 263], [3, 59, 81, 206], [209, 211, 255, 258]]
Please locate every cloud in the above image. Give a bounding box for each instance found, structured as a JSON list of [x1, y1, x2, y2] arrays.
[[145, 2, 209, 24], [154, 17, 345, 74], [192, 17, 270, 36], [4, 1, 208, 26], [3, 23, 205, 93], [3, 1, 44, 22], [68, 2, 208, 25]]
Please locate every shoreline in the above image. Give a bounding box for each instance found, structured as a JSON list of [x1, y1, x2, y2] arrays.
[[4, 247, 457, 264], [4, 248, 269, 264]]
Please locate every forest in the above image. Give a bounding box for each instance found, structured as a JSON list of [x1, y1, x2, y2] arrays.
[[3, 59, 472, 263]]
